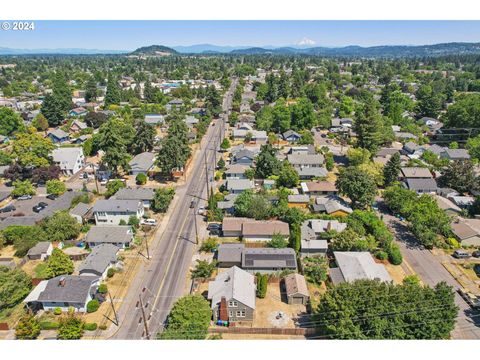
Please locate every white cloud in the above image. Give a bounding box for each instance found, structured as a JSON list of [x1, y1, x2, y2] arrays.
[[297, 37, 316, 46]]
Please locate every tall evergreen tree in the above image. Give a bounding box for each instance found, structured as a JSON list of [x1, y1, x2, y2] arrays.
[[104, 73, 121, 107], [383, 152, 401, 187], [84, 76, 97, 103], [354, 97, 384, 155], [132, 121, 155, 154]]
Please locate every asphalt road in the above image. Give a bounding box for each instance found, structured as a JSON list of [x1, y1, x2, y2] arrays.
[[377, 200, 480, 339], [111, 79, 237, 339]]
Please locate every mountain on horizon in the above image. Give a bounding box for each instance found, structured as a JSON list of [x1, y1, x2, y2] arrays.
[[2, 42, 480, 57]]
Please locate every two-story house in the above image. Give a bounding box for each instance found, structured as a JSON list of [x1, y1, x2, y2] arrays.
[[92, 199, 144, 225]]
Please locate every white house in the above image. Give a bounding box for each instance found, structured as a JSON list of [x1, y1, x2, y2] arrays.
[[51, 147, 85, 176], [92, 199, 144, 225]]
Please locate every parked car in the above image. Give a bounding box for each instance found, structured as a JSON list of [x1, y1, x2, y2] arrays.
[[0, 205, 16, 213], [100, 179, 108, 186], [140, 218, 157, 226], [38, 202, 48, 207], [46, 194, 58, 200], [457, 288, 480, 309], [472, 250, 480, 258], [207, 223, 221, 231], [190, 200, 196, 209], [17, 195, 32, 200], [32, 204, 45, 213], [453, 250, 471, 259], [209, 228, 222, 236], [197, 206, 206, 215]]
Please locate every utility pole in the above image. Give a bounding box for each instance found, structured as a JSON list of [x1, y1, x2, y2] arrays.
[[204, 151, 210, 200], [139, 295, 150, 340], [108, 291, 119, 326]]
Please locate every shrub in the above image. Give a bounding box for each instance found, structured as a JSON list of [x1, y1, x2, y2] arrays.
[[107, 268, 116, 278], [256, 273, 268, 298], [39, 321, 59, 330], [200, 237, 218, 253], [84, 323, 98, 331], [375, 250, 388, 261], [86, 299, 100, 313], [97, 284, 108, 294], [136, 173, 147, 185], [446, 237, 460, 249], [99, 324, 107, 330], [387, 243, 403, 265], [53, 307, 62, 315]]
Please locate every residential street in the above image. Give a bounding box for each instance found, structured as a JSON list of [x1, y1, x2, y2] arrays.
[[376, 200, 480, 339], [109, 79, 237, 339]]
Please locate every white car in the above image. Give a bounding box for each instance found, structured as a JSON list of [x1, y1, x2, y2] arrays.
[[141, 218, 157, 226], [197, 206, 206, 215], [100, 179, 108, 186]]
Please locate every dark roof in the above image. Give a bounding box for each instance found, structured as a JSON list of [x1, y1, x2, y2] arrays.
[[78, 244, 119, 276], [92, 199, 142, 213], [404, 178, 437, 192], [27, 242, 51, 256], [85, 226, 133, 244], [36, 275, 98, 303], [217, 243, 245, 263], [241, 248, 297, 270], [114, 187, 155, 201]]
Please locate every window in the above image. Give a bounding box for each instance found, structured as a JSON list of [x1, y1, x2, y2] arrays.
[[236, 310, 246, 318], [228, 311, 233, 317], [228, 300, 238, 307]]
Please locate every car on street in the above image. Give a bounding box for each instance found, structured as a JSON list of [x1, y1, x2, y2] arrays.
[[38, 202, 48, 207], [190, 200, 196, 209], [16, 195, 32, 200], [140, 218, 157, 226], [32, 204, 46, 213], [46, 194, 58, 200], [197, 206, 206, 215], [457, 288, 480, 309], [472, 250, 480, 258], [0, 204, 16, 213], [453, 250, 471, 259], [100, 179, 108, 186]]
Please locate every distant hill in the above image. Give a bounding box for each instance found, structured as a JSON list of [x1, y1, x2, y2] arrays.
[[130, 45, 178, 56], [228, 42, 480, 57]]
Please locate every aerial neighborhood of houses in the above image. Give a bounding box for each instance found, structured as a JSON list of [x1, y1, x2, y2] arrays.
[[1, 40, 480, 342]]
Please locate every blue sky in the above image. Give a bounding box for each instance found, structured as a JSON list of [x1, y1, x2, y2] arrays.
[[0, 20, 479, 50]]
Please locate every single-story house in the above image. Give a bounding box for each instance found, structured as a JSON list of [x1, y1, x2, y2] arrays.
[[24, 275, 99, 313], [283, 273, 310, 305], [224, 164, 250, 179], [329, 252, 392, 285], [69, 202, 92, 224], [288, 145, 316, 155], [287, 154, 324, 169], [400, 167, 433, 179], [84, 225, 134, 248], [287, 194, 310, 208], [207, 266, 256, 323], [311, 195, 353, 216], [27, 242, 53, 261], [69, 107, 88, 117], [301, 181, 338, 196], [283, 130, 302, 143], [402, 141, 419, 155], [217, 243, 245, 268], [144, 114, 164, 126], [221, 218, 290, 241], [128, 152, 155, 176], [241, 247, 297, 273], [70, 120, 88, 133], [113, 187, 156, 208], [47, 129, 70, 144], [226, 179, 254, 194], [51, 147, 85, 176], [451, 218, 480, 247], [300, 219, 347, 258], [166, 99, 184, 111], [295, 167, 328, 180], [449, 196, 475, 209], [440, 149, 471, 161], [78, 244, 120, 279], [92, 199, 144, 226], [403, 178, 437, 194], [232, 149, 256, 166], [433, 195, 462, 216]]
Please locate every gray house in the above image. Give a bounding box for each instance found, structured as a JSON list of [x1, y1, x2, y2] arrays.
[[207, 266, 256, 323], [114, 187, 156, 208], [287, 153, 324, 169], [241, 248, 297, 273], [217, 243, 245, 268], [84, 225, 134, 248], [330, 252, 392, 285], [24, 275, 99, 313], [226, 179, 254, 194], [78, 244, 120, 279], [403, 178, 437, 194], [128, 152, 156, 176], [92, 199, 144, 225], [27, 242, 53, 261]]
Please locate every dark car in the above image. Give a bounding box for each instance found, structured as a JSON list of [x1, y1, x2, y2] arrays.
[[32, 202, 47, 213], [46, 194, 58, 200], [0, 205, 16, 213], [209, 228, 222, 236], [190, 200, 196, 209], [207, 223, 221, 231], [472, 250, 480, 258], [453, 250, 471, 259], [38, 202, 48, 207]]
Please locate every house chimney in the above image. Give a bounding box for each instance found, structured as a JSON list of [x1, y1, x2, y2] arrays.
[[59, 276, 66, 287]]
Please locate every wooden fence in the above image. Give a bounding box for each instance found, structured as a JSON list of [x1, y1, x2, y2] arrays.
[[208, 326, 315, 336]]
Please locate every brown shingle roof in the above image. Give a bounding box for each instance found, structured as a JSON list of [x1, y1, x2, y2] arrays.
[[242, 220, 289, 237], [284, 273, 310, 298]]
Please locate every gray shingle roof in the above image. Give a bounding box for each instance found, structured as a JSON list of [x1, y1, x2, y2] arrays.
[[217, 244, 245, 263], [27, 242, 51, 257], [241, 248, 297, 270], [78, 244, 119, 276], [404, 178, 437, 192], [114, 187, 155, 201], [51, 147, 83, 171], [92, 199, 142, 213], [128, 152, 155, 172], [333, 251, 391, 284], [287, 153, 324, 166], [35, 275, 98, 303], [208, 266, 256, 309], [85, 226, 133, 244], [69, 202, 91, 217]]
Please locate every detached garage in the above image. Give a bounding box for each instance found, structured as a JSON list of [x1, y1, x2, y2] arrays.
[[284, 273, 310, 305]]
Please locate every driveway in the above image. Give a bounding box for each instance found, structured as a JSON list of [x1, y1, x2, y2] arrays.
[[376, 200, 480, 339]]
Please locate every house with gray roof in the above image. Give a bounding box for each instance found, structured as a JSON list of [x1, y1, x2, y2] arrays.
[[51, 147, 85, 176], [226, 179, 254, 194], [287, 153, 324, 170], [400, 167, 433, 179], [84, 225, 134, 248], [403, 141, 419, 154], [217, 243, 245, 268], [47, 128, 70, 143], [440, 148, 471, 161], [24, 275, 99, 313], [144, 114, 164, 126], [296, 166, 328, 180], [283, 130, 302, 143], [403, 178, 437, 194], [241, 247, 297, 273], [329, 252, 392, 285], [113, 187, 155, 208], [284, 273, 310, 305], [78, 244, 120, 279], [27, 242, 53, 261], [224, 164, 250, 179], [300, 219, 347, 258], [311, 195, 353, 216], [69, 202, 92, 224], [128, 152, 156, 176], [232, 149, 257, 166], [92, 199, 144, 225], [208, 266, 256, 323]]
